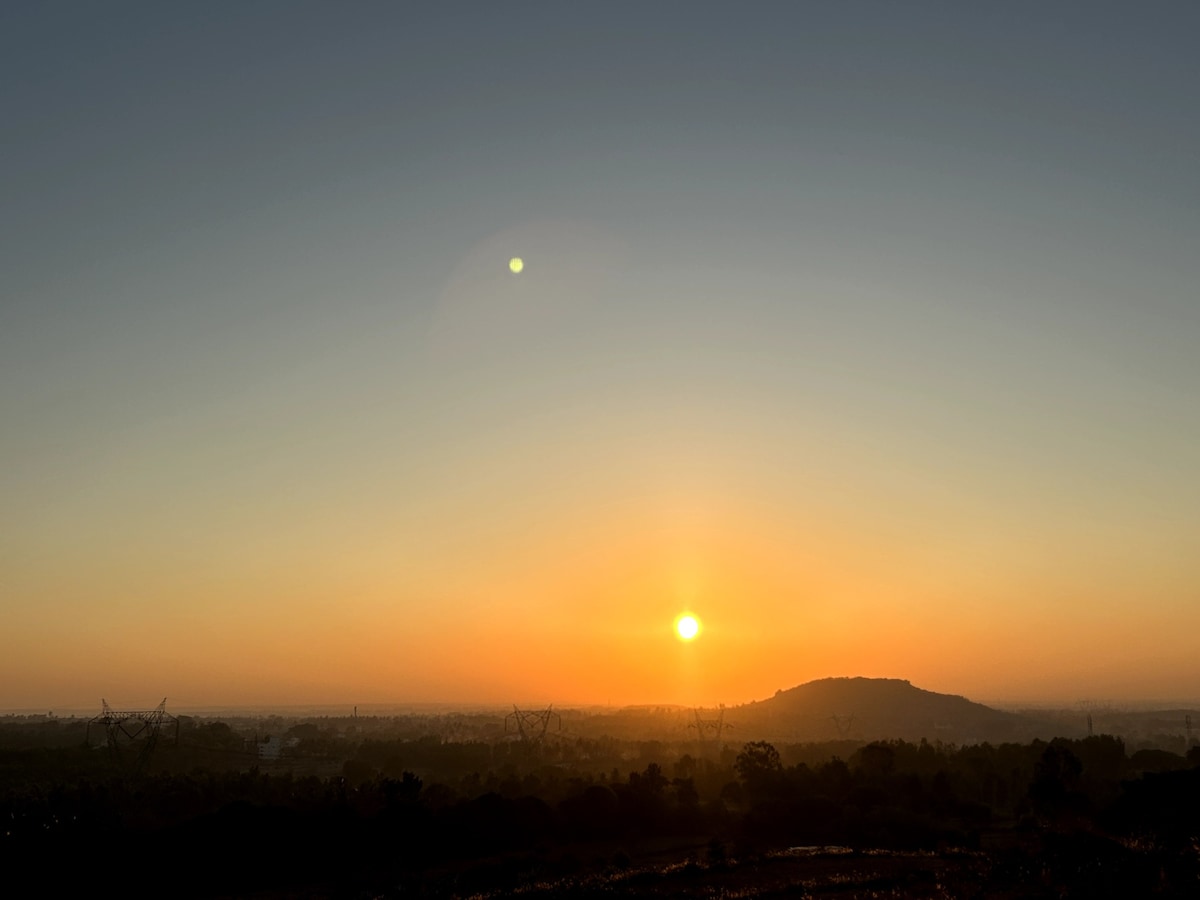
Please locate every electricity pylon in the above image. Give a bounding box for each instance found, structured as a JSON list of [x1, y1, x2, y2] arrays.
[[830, 713, 855, 737], [87, 698, 179, 773], [505, 705, 560, 743], [689, 705, 728, 752]]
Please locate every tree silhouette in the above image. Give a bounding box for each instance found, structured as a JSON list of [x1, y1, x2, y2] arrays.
[[735, 741, 783, 801]]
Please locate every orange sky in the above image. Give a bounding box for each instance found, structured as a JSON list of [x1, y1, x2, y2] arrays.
[[6, 440, 1198, 710]]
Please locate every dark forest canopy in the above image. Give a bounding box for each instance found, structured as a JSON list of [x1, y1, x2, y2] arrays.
[[4, 703, 1200, 898]]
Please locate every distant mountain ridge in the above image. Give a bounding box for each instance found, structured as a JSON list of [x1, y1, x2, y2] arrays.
[[731, 677, 1046, 743]]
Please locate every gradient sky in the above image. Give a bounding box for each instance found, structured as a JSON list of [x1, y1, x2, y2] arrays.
[[3, 2, 1198, 711]]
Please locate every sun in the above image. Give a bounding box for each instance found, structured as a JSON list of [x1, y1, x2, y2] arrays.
[[674, 613, 700, 641], [508, 256, 524, 274]]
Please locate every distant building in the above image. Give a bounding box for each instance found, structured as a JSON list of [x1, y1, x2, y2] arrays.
[[256, 735, 283, 759]]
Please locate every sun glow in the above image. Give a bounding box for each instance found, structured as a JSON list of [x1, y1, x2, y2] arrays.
[[675, 614, 700, 641]]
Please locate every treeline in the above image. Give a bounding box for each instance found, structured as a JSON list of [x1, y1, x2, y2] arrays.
[[3, 735, 1199, 895]]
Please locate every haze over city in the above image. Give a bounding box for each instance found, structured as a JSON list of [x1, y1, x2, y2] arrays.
[[3, 3, 1198, 712]]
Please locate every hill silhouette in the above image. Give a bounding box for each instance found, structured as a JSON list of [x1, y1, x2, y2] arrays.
[[731, 677, 1047, 743]]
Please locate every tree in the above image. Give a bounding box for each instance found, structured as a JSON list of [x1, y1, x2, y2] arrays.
[[736, 741, 783, 800], [640, 762, 668, 795], [1029, 740, 1085, 819], [736, 741, 782, 781]]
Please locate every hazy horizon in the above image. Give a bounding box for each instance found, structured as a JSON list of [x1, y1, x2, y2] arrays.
[[11, 673, 1200, 720], [4, 4, 1198, 711]]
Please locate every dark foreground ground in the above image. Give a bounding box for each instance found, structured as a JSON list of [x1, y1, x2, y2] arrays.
[[221, 836, 1192, 899], [5, 720, 1199, 898]]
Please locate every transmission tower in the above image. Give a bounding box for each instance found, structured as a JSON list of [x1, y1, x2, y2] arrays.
[[505, 705, 560, 743], [830, 713, 855, 737], [87, 698, 179, 773], [689, 705, 728, 751], [1187, 714, 1193, 747]]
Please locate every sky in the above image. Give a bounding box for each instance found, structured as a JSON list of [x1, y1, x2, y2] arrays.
[[3, 2, 1199, 711]]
